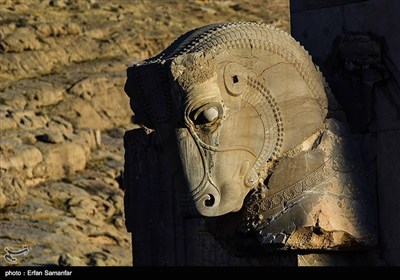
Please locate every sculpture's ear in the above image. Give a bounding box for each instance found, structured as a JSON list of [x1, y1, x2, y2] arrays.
[[223, 62, 254, 96], [125, 63, 174, 129]]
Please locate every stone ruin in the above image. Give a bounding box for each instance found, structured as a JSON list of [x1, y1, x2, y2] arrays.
[[124, 22, 381, 264]]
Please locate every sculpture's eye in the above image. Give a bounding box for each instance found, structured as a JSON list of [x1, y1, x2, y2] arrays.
[[191, 105, 221, 126], [201, 107, 219, 122]]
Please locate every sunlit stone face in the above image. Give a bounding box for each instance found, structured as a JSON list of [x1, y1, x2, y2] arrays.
[[174, 70, 266, 216]]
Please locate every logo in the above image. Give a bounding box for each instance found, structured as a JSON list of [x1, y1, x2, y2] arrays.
[[4, 245, 29, 264]]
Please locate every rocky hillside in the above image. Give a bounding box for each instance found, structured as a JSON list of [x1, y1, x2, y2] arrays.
[[0, 0, 289, 266]]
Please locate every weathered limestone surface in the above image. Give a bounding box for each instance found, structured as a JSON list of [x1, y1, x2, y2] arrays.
[[0, 0, 140, 266], [124, 21, 377, 264]]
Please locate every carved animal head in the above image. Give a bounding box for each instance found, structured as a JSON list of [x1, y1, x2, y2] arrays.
[[125, 22, 328, 217]]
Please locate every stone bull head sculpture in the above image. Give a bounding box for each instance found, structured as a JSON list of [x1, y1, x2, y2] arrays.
[[125, 23, 376, 249]]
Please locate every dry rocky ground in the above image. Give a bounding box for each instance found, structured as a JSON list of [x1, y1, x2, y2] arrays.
[[0, 0, 289, 266]]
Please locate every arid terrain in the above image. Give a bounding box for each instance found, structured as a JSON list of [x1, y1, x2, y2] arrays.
[[0, 0, 289, 266]]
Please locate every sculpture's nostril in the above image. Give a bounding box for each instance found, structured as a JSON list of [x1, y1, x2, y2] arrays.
[[204, 194, 215, 207]]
